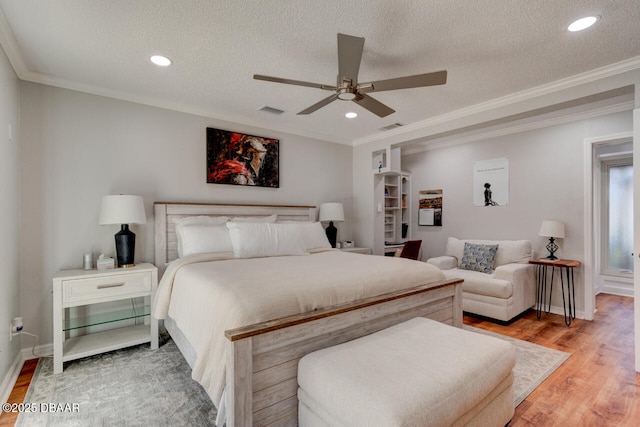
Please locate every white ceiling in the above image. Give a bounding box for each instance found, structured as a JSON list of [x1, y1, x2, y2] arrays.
[[0, 0, 639, 145]]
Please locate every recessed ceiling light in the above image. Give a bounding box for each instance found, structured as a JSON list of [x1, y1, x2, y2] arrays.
[[150, 55, 172, 66], [345, 112, 358, 119], [568, 16, 599, 32]]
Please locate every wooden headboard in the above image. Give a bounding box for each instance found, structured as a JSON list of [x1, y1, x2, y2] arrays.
[[153, 202, 316, 276]]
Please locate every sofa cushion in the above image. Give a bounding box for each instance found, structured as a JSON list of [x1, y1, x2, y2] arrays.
[[442, 268, 513, 299], [446, 237, 532, 267], [459, 242, 498, 273]]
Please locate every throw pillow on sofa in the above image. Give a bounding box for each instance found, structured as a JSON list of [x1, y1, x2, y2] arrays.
[[459, 242, 498, 274]]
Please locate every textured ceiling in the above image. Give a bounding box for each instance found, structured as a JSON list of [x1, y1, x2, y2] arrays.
[[0, 0, 639, 144]]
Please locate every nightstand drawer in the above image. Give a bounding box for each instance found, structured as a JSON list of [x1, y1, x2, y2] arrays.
[[62, 272, 151, 304]]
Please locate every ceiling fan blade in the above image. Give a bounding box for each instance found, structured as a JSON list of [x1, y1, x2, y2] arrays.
[[298, 94, 339, 115], [337, 33, 365, 85], [254, 74, 336, 91], [353, 94, 395, 118], [358, 70, 447, 93]]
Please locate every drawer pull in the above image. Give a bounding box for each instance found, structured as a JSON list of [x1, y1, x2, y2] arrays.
[[97, 282, 126, 289]]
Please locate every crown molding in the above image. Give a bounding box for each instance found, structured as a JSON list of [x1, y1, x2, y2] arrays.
[[18, 69, 352, 146], [2, 6, 638, 149], [354, 56, 640, 147], [0, 6, 27, 77], [401, 100, 635, 156]]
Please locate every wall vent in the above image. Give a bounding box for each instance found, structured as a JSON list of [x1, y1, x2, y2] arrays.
[[379, 123, 404, 131], [258, 105, 285, 115]]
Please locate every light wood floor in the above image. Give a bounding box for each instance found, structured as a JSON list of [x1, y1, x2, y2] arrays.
[[466, 293, 640, 426], [1, 294, 638, 426]]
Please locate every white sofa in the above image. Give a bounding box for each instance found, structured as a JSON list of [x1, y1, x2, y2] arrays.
[[427, 237, 536, 323]]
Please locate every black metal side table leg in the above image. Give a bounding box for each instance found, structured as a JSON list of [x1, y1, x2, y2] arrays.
[[565, 266, 576, 324], [536, 264, 544, 319], [560, 266, 572, 326], [570, 267, 576, 320], [547, 266, 555, 314]]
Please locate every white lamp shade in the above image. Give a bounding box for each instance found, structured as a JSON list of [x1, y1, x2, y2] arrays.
[[99, 195, 147, 225], [319, 202, 345, 222], [538, 220, 565, 238]]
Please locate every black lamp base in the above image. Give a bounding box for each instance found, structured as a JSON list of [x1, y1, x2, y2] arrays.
[[545, 237, 558, 260], [325, 221, 338, 248], [115, 224, 136, 267]]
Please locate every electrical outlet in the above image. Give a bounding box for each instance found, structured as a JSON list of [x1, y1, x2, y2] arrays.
[[9, 317, 23, 341]]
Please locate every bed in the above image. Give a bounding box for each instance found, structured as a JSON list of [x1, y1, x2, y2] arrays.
[[153, 202, 463, 427]]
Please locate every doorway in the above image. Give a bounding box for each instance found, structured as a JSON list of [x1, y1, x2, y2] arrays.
[[584, 132, 633, 321], [595, 143, 633, 296]]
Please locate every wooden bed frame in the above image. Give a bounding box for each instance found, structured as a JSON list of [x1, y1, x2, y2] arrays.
[[154, 202, 463, 427]]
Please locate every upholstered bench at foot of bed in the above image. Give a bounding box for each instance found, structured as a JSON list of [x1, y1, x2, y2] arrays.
[[297, 317, 516, 427]]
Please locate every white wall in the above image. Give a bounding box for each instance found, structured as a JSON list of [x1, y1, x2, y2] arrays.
[[403, 111, 632, 315], [19, 82, 353, 345], [0, 44, 20, 397]]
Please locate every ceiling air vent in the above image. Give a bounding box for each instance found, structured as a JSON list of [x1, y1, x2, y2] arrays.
[[379, 123, 404, 131], [258, 105, 285, 115]]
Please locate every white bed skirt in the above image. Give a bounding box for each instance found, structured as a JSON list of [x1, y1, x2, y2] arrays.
[[164, 316, 197, 368], [165, 316, 227, 425]]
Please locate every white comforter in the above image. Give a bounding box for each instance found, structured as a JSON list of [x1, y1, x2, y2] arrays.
[[153, 249, 445, 407]]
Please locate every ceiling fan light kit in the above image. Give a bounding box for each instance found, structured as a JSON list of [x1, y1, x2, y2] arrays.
[[254, 33, 447, 118]]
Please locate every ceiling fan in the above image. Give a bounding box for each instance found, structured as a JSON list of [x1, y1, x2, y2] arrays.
[[254, 33, 447, 118]]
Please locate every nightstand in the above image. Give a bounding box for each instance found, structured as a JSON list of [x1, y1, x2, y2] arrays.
[[340, 247, 372, 255], [52, 263, 158, 374]]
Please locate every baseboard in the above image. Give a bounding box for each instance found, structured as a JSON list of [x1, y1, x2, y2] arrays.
[[21, 342, 53, 361], [542, 305, 586, 321], [0, 341, 52, 403], [0, 351, 24, 404]]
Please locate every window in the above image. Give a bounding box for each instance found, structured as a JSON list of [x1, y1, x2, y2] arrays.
[[602, 158, 633, 276]]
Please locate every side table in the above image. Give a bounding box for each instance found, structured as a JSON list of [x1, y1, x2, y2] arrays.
[[529, 259, 581, 326], [52, 263, 158, 373]]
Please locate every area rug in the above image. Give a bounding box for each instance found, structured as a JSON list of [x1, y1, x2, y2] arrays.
[[17, 327, 570, 426], [464, 325, 571, 406], [16, 335, 217, 427]]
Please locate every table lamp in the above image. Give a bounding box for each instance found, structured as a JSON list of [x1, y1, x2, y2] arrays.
[[319, 202, 344, 248], [99, 195, 147, 267], [538, 220, 565, 260]]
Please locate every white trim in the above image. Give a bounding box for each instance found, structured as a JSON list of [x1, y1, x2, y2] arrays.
[[544, 305, 586, 322], [0, 7, 27, 77], [20, 342, 52, 362], [403, 100, 634, 155], [633, 109, 640, 373], [597, 275, 634, 297], [0, 341, 52, 404], [0, 352, 24, 404], [1, 1, 638, 150], [355, 57, 640, 147], [583, 132, 634, 322]]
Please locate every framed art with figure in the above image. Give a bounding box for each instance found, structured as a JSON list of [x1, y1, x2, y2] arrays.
[[206, 127, 279, 188]]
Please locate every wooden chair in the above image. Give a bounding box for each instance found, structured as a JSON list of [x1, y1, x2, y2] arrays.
[[399, 240, 422, 260]]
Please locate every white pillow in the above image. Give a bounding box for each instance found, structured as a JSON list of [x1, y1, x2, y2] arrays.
[[179, 224, 233, 256], [173, 216, 229, 257], [230, 214, 277, 223], [277, 221, 331, 250], [226, 222, 308, 258]]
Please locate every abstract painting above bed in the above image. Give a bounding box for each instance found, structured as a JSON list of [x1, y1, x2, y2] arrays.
[[206, 127, 279, 188]]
